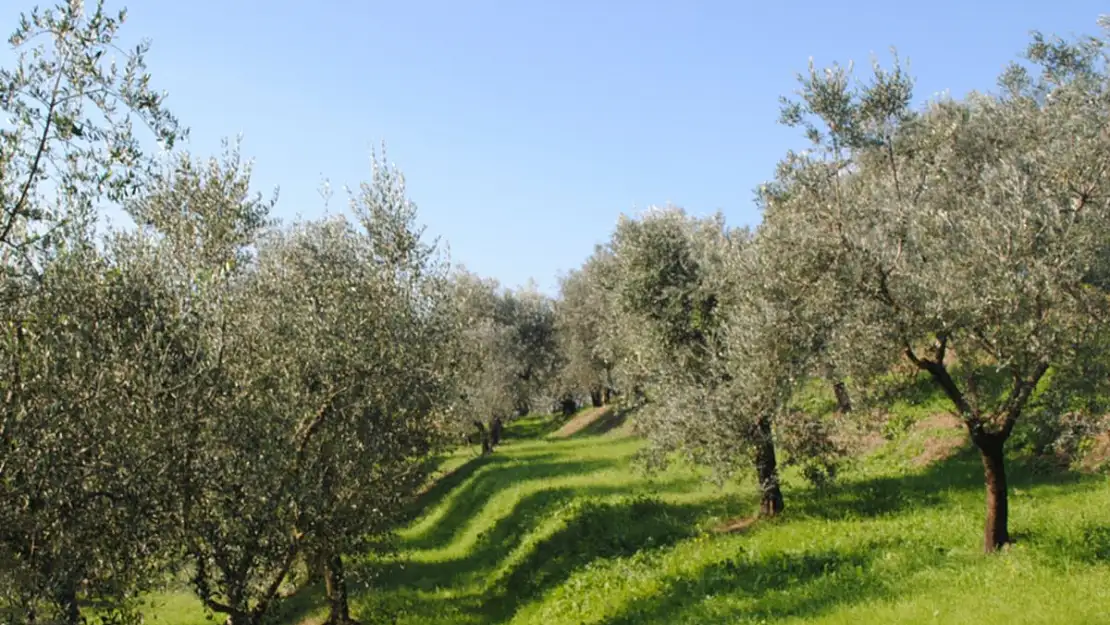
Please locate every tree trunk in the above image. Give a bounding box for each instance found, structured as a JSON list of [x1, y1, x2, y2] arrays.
[[832, 380, 852, 413], [227, 612, 256, 625], [753, 417, 784, 517], [560, 396, 577, 417], [589, 389, 603, 407], [304, 546, 329, 586], [324, 554, 356, 625], [975, 434, 1010, 552], [473, 420, 491, 454], [59, 579, 80, 625], [489, 416, 503, 448], [602, 387, 613, 405]]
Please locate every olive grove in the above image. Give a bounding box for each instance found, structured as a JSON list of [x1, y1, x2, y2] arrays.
[[549, 19, 1110, 548], [4, 2, 1110, 624], [451, 271, 560, 453], [0, 2, 480, 623], [759, 24, 1110, 550]]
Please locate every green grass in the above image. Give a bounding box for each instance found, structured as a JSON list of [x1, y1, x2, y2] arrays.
[[146, 412, 1110, 625]]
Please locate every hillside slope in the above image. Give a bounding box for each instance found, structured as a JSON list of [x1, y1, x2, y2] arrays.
[[149, 412, 1110, 625]]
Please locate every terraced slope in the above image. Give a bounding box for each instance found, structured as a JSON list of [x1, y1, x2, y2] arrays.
[[149, 413, 1110, 625]]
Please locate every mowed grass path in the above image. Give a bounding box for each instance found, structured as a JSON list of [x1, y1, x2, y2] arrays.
[[150, 412, 1110, 625]]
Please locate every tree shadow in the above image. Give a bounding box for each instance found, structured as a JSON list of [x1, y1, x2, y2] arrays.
[[481, 496, 707, 622], [1025, 521, 1110, 567], [351, 585, 483, 625], [400, 456, 621, 551], [410, 452, 509, 516], [792, 446, 1098, 521], [567, 406, 634, 439], [264, 579, 330, 625], [503, 414, 567, 440], [374, 476, 704, 589], [599, 537, 920, 625]]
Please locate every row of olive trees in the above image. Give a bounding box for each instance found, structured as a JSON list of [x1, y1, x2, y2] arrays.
[[551, 18, 1110, 552], [451, 271, 560, 453], [0, 3, 523, 624]]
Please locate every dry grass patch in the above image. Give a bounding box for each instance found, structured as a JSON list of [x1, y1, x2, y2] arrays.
[[550, 406, 613, 438]]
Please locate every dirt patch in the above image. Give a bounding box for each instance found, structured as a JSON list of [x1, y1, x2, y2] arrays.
[[912, 413, 968, 467], [550, 406, 612, 438], [915, 413, 964, 432], [293, 616, 325, 625], [712, 516, 759, 534], [833, 428, 886, 457], [829, 411, 887, 457]]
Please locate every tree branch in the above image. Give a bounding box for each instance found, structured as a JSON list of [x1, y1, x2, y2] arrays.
[[904, 342, 977, 425], [253, 537, 301, 622], [3, 54, 67, 246], [1000, 361, 1050, 439]]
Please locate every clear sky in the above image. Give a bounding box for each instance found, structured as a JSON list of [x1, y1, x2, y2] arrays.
[[6, 1, 1107, 294]]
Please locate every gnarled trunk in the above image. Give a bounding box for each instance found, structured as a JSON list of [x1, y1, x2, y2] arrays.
[[473, 420, 491, 454], [754, 416, 784, 517], [58, 578, 80, 625], [905, 343, 1046, 555], [975, 433, 1010, 552], [489, 416, 503, 448], [589, 389, 603, 407], [324, 554, 355, 625], [304, 548, 327, 586], [832, 380, 852, 413]]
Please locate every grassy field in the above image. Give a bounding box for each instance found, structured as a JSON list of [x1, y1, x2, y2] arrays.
[[148, 407, 1110, 625]]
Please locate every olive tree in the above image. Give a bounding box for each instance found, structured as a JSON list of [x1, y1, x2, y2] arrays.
[[0, 0, 183, 278], [502, 285, 560, 417], [554, 246, 622, 408], [765, 20, 1110, 550], [450, 273, 558, 452], [288, 154, 459, 625], [450, 270, 515, 452], [1, 1, 186, 620], [606, 207, 798, 516], [124, 145, 306, 625], [0, 238, 194, 625]]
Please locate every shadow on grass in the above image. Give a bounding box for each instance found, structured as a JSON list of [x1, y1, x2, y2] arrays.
[[411, 452, 508, 515], [793, 446, 1098, 522], [401, 456, 622, 551], [264, 580, 329, 625], [504, 415, 567, 440], [482, 496, 706, 622], [364, 481, 698, 593], [351, 586, 484, 625], [1031, 521, 1110, 567], [567, 406, 634, 439], [600, 537, 920, 625]]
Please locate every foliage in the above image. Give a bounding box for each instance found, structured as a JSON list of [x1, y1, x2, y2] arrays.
[[553, 246, 626, 408], [0, 2, 185, 621], [0, 0, 184, 281], [0, 240, 187, 625], [605, 207, 733, 468], [451, 270, 560, 452], [5, 2, 1110, 622], [760, 20, 1110, 549]]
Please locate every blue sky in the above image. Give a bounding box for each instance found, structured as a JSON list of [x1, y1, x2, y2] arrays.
[[6, 1, 1107, 294]]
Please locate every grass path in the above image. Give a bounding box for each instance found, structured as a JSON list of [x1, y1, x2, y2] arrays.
[[150, 412, 1110, 625]]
